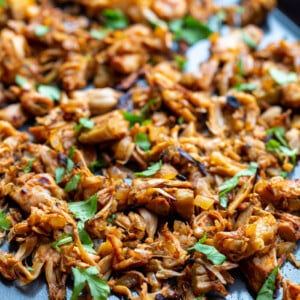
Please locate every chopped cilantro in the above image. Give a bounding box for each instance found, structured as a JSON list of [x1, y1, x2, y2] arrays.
[[256, 266, 279, 300], [174, 55, 187, 71], [24, 158, 36, 173], [0, 210, 10, 231], [169, 16, 213, 45], [51, 233, 73, 251], [70, 266, 110, 300], [34, 25, 50, 36], [242, 32, 257, 48], [188, 232, 226, 265], [15, 75, 28, 87], [90, 28, 108, 40], [37, 85, 61, 101], [74, 118, 94, 132], [219, 162, 258, 208], [269, 68, 297, 85], [135, 132, 151, 151], [68, 194, 98, 222], [134, 160, 162, 177], [103, 9, 129, 30], [55, 167, 65, 184], [64, 173, 81, 192]]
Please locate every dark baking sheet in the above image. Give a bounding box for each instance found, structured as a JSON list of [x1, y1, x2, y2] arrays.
[[1, 6, 300, 300]]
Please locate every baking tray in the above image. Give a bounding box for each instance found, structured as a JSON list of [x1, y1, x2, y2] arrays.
[[0, 6, 300, 300]]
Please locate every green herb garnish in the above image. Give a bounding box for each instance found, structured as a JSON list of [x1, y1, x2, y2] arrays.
[[122, 112, 144, 128], [266, 127, 297, 165], [188, 232, 226, 265], [219, 162, 258, 208], [89, 158, 105, 172], [55, 167, 65, 184], [34, 25, 50, 36], [134, 160, 162, 177], [37, 85, 61, 101], [15, 75, 28, 87], [269, 68, 297, 85], [24, 158, 36, 173], [71, 266, 110, 300], [141, 98, 157, 116], [74, 118, 94, 132], [174, 55, 187, 71], [234, 83, 258, 91], [107, 214, 116, 223], [279, 171, 289, 179], [77, 221, 96, 253], [242, 32, 257, 48], [0, 210, 10, 231], [65, 174, 82, 192], [169, 16, 213, 45], [256, 266, 279, 300], [90, 28, 108, 40], [135, 132, 151, 151], [68, 194, 98, 222], [51, 233, 73, 252], [103, 9, 129, 30]]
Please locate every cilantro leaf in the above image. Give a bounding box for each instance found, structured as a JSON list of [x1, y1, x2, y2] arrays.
[[195, 295, 205, 300], [55, 167, 65, 184], [234, 83, 258, 91], [141, 98, 156, 116], [77, 221, 96, 254], [74, 118, 94, 132], [134, 160, 162, 177], [218, 162, 258, 208], [24, 158, 36, 173], [256, 266, 279, 300], [90, 28, 108, 40], [27, 267, 34, 271], [89, 158, 105, 172], [15, 75, 28, 87], [178, 117, 184, 125], [269, 68, 297, 85], [169, 16, 213, 45], [68, 194, 98, 222], [122, 112, 144, 128], [35, 25, 50, 36], [51, 233, 73, 252], [174, 55, 187, 71], [37, 85, 61, 101], [103, 9, 129, 30], [188, 232, 226, 265], [0, 210, 10, 231], [266, 127, 287, 147], [0, 0, 7, 7], [266, 127, 297, 165], [65, 174, 81, 192], [107, 214, 116, 223], [279, 171, 289, 179], [71, 266, 110, 300], [135, 132, 151, 151], [66, 146, 75, 173], [242, 32, 257, 48]]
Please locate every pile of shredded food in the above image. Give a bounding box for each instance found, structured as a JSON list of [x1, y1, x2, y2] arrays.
[[1, 0, 300, 299]]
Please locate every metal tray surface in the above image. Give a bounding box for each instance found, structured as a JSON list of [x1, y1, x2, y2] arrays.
[[0, 7, 300, 300]]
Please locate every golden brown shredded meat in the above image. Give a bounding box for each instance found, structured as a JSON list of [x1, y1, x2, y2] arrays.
[[2, 0, 300, 300]]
